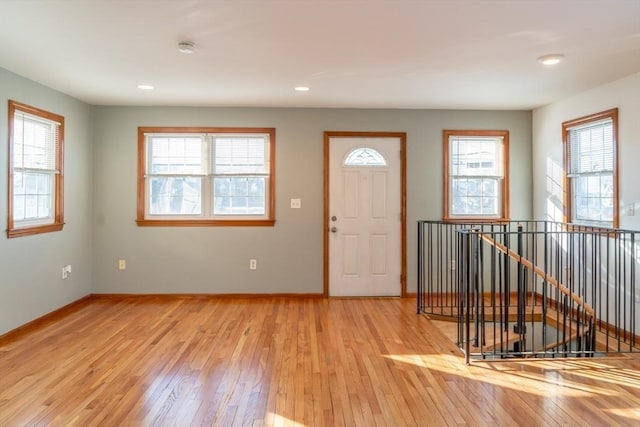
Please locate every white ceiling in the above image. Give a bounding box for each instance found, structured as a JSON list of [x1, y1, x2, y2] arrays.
[[1, 0, 639, 110]]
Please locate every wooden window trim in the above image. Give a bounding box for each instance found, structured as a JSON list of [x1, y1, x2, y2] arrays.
[[136, 126, 276, 227], [7, 100, 65, 238], [443, 129, 510, 222], [562, 108, 618, 228]]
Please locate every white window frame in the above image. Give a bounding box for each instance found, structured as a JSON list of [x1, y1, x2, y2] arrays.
[[7, 100, 64, 238], [443, 130, 509, 221], [563, 108, 618, 228], [137, 127, 275, 226]]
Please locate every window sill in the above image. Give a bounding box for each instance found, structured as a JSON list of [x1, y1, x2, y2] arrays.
[[442, 217, 510, 224], [565, 222, 618, 236], [7, 222, 64, 238], [136, 219, 275, 227]]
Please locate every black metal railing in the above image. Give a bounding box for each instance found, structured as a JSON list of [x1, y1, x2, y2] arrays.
[[417, 220, 639, 362]]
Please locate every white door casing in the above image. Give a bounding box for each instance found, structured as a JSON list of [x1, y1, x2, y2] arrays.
[[327, 135, 403, 296]]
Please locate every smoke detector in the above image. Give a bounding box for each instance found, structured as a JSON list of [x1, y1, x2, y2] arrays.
[[178, 41, 196, 54], [538, 54, 564, 66]]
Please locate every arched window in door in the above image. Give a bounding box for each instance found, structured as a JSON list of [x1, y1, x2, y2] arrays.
[[343, 147, 387, 166]]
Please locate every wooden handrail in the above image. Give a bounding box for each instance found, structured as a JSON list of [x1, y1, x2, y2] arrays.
[[476, 232, 595, 318]]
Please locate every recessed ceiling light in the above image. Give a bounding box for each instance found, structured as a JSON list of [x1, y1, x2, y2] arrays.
[[538, 54, 565, 66], [178, 41, 196, 54], [137, 84, 154, 90], [295, 86, 310, 92]]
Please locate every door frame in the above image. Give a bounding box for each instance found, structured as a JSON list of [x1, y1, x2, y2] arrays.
[[323, 131, 407, 297]]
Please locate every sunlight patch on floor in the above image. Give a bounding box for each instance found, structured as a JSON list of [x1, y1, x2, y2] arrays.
[[266, 412, 308, 427], [385, 353, 619, 398], [516, 359, 640, 390], [604, 407, 640, 421]]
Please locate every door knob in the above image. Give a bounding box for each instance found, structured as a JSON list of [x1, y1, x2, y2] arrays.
[[331, 216, 337, 221], [330, 227, 337, 233]]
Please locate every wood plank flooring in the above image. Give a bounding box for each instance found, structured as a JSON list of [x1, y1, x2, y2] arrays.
[[2, 296, 640, 426]]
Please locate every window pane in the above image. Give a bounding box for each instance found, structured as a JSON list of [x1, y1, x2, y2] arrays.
[[12, 171, 53, 221], [149, 136, 203, 174], [450, 138, 501, 177], [213, 177, 266, 215], [149, 177, 202, 215], [13, 195, 25, 221], [13, 114, 56, 170], [214, 137, 267, 174], [573, 174, 613, 222], [451, 177, 499, 216], [482, 179, 496, 196], [570, 121, 613, 174], [25, 195, 38, 219], [247, 178, 265, 196], [231, 178, 248, 195], [481, 197, 496, 214], [38, 194, 51, 219]]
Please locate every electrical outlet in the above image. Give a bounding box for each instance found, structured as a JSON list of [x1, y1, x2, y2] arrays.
[[118, 259, 126, 270], [628, 205, 635, 217], [62, 265, 71, 279], [290, 198, 301, 209], [450, 260, 456, 271], [249, 259, 257, 270]]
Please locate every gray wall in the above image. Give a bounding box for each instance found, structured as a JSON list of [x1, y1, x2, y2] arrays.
[[93, 107, 532, 294], [0, 66, 532, 335], [0, 68, 93, 335], [4, 63, 638, 335], [532, 72, 640, 230], [532, 72, 640, 335]]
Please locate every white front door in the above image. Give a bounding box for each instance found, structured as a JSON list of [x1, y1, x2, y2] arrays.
[[327, 136, 403, 296]]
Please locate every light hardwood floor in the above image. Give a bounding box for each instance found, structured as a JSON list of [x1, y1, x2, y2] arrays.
[[1, 296, 640, 426]]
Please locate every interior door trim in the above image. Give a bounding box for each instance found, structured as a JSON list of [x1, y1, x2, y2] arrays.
[[323, 131, 407, 298]]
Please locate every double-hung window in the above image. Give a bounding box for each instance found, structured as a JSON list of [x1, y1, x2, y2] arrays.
[[7, 100, 64, 238], [443, 130, 509, 221], [563, 108, 618, 227], [137, 127, 275, 226]]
